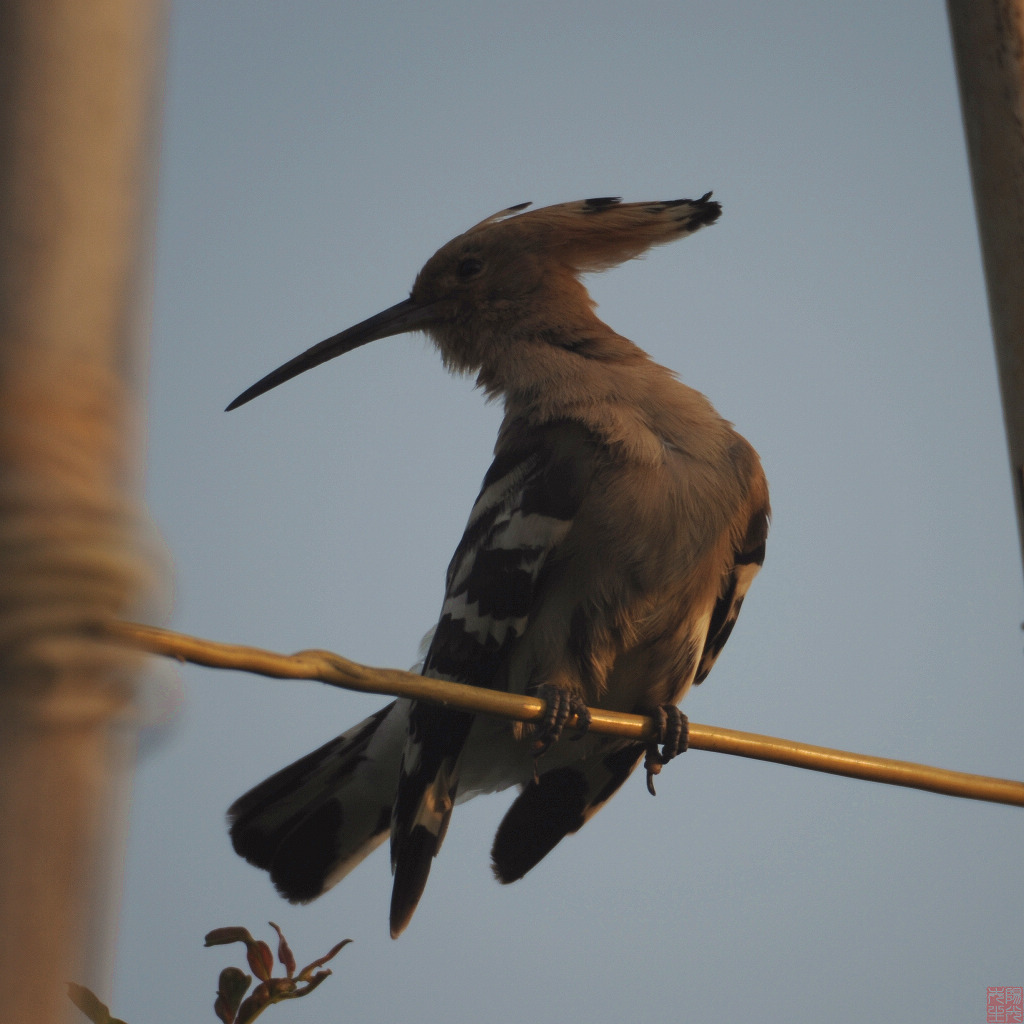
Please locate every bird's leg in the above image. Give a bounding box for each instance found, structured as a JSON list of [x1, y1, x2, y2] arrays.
[[531, 683, 592, 759], [644, 705, 689, 796]]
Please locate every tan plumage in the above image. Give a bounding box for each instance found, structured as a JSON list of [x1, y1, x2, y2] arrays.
[[226, 195, 769, 937]]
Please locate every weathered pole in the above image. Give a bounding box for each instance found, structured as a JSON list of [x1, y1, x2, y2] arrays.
[[0, 3, 168, 1021], [947, 0, 1024, 584]]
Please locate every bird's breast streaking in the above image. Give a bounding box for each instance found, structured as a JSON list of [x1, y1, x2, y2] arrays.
[[225, 195, 769, 938]]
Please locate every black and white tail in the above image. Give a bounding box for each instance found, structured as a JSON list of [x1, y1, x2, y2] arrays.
[[228, 701, 408, 902]]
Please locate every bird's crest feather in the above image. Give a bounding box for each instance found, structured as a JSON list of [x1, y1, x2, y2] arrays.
[[464, 194, 721, 272]]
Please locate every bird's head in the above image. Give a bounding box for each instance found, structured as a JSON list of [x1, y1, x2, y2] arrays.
[[226, 195, 720, 411]]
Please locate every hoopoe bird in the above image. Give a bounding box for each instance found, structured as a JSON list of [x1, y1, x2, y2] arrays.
[[226, 195, 769, 938]]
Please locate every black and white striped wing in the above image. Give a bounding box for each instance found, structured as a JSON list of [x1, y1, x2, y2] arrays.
[[388, 420, 599, 936]]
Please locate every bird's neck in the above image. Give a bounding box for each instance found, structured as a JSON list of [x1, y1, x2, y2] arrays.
[[481, 328, 732, 465]]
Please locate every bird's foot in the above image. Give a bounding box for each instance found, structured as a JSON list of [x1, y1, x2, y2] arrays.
[[644, 705, 689, 796], [532, 684, 592, 760]]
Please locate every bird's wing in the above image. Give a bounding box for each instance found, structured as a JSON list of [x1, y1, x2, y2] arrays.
[[388, 418, 600, 936], [490, 494, 770, 884]]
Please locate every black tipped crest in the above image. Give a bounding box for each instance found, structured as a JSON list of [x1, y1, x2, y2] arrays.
[[582, 197, 623, 212], [493, 192, 723, 273]]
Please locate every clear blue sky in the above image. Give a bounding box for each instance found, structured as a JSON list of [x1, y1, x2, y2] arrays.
[[116, 3, 1024, 1022]]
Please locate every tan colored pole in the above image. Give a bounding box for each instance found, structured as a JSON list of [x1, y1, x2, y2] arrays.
[[947, 0, 1024, 580], [0, 4, 168, 1021]]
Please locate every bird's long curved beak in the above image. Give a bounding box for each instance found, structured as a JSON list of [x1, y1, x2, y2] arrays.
[[226, 297, 436, 411]]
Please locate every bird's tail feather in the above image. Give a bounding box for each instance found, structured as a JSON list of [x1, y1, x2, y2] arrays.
[[388, 704, 475, 936], [389, 820, 446, 938], [490, 742, 646, 883], [228, 701, 406, 902]]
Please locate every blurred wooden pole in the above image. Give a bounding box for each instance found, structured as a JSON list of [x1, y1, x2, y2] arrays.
[[0, 3, 168, 1022], [947, 1, 1024, 582]]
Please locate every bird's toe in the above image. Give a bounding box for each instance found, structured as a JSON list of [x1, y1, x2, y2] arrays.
[[644, 705, 689, 795], [532, 684, 592, 758]]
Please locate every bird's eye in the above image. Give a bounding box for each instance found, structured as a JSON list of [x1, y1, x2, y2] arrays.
[[457, 257, 483, 280]]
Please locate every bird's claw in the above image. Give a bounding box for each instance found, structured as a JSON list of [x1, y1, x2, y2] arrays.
[[532, 684, 592, 760], [644, 705, 689, 795]]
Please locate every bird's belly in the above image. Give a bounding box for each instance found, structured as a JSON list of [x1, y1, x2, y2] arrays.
[[455, 715, 623, 801]]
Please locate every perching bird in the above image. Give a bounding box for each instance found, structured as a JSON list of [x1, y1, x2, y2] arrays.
[[226, 195, 769, 938]]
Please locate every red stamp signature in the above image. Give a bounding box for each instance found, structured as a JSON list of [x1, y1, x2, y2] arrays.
[[987, 988, 1024, 1023]]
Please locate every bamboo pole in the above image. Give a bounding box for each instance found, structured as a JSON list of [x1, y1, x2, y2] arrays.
[[947, 0, 1024, 581], [105, 621, 1024, 810], [0, 4, 168, 1022]]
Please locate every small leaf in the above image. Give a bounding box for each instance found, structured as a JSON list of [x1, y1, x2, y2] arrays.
[[215, 966, 252, 1022], [269, 922, 296, 977], [66, 983, 128, 1024], [214, 995, 235, 1024], [246, 940, 274, 983], [205, 927, 256, 947], [235, 984, 272, 1024], [297, 938, 352, 980]]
